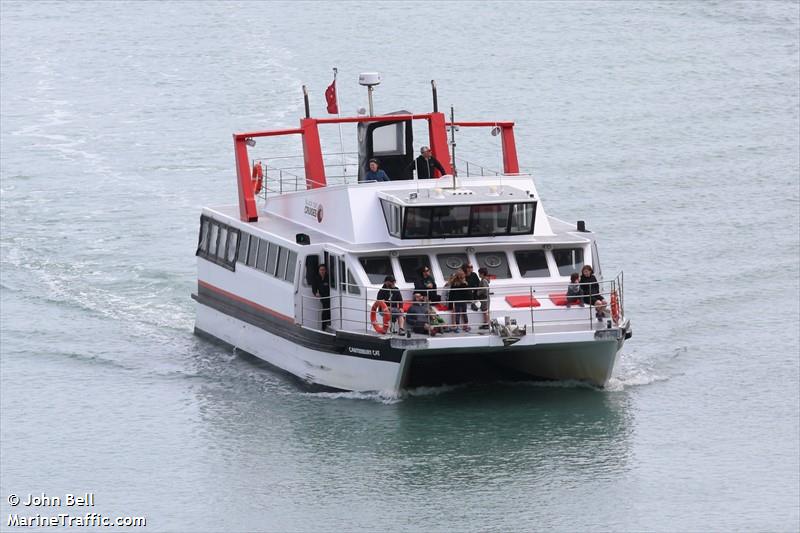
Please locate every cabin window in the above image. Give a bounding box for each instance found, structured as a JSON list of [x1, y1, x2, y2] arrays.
[[359, 256, 393, 284], [437, 253, 468, 279], [515, 250, 550, 278], [285, 251, 297, 283], [265, 242, 278, 275], [347, 269, 360, 295], [208, 224, 219, 256], [217, 226, 229, 260], [476, 252, 511, 279], [198, 218, 211, 253], [399, 255, 430, 283], [553, 248, 584, 277], [276, 247, 288, 279], [470, 204, 511, 236], [509, 202, 535, 234], [247, 237, 259, 267], [338, 259, 347, 291], [238, 233, 249, 263], [403, 207, 432, 238], [256, 239, 268, 271], [196, 216, 238, 271], [431, 205, 471, 238]]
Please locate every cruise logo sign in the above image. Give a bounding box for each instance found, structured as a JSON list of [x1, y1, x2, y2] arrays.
[[304, 200, 323, 223]]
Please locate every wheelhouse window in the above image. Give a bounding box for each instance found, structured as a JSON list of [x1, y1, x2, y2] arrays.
[[437, 253, 468, 279], [476, 251, 511, 279], [509, 202, 535, 234], [553, 247, 584, 277], [431, 205, 470, 238], [399, 255, 430, 283], [384, 201, 537, 240], [404, 207, 432, 238], [381, 199, 402, 238], [515, 250, 550, 278], [359, 256, 393, 284]]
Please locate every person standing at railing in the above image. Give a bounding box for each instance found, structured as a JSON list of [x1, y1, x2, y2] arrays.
[[414, 265, 441, 302], [407, 146, 446, 179], [476, 267, 492, 330], [376, 275, 405, 334], [365, 158, 390, 182], [312, 264, 331, 331], [448, 269, 471, 333], [579, 265, 608, 321]]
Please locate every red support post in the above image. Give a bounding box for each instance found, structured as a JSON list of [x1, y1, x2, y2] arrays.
[[427, 112, 452, 176], [500, 125, 519, 174], [234, 135, 259, 222], [300, 118, 327, 189]]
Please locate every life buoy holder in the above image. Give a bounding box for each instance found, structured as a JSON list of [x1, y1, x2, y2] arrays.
[[370, 300, 391, 334], [252, 161, 263, 195], [610, 290, 621, 324]]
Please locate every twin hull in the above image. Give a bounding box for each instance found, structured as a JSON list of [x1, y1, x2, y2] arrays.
[[194, 302, 626, 392]]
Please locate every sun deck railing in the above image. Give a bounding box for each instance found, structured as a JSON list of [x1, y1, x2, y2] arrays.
[[297, 272, 626, 338]]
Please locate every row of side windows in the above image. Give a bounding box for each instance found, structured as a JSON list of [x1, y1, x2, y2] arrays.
[[237, 232, 297, 284], [197, 216, 240, 271]]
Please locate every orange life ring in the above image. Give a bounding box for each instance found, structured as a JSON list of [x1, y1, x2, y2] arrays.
[[370, 300, 391, 334], [252, 161, 263, 195], [610, 290, 621, 324]]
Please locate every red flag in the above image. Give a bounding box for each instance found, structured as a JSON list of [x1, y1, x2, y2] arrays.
[[325, 79, 338, 114]]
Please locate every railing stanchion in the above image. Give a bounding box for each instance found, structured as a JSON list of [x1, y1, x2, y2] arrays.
[[529, 286, 534, 333]]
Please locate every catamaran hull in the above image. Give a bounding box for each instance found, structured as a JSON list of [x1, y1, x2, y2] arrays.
[[195, 301, 628, 392]]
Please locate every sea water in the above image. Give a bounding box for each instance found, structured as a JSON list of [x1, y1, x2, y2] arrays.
[[1, 1, 798, 531]]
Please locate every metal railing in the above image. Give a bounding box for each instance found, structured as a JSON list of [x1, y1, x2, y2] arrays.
[[297, 272, 626, 339]]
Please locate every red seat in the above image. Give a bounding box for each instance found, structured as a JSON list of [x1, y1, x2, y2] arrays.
[[505, 295, 541, 308], [402, 301, 450, 312], [548, 292, 583, 306]]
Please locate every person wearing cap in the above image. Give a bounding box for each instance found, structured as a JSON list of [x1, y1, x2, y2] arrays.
[[407, 146, 446, 179], [376, 275, 405, 333], [365, 158, 390, 182]]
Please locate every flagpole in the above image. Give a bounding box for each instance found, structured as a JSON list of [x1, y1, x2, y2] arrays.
[[333, 67, 347, 180]]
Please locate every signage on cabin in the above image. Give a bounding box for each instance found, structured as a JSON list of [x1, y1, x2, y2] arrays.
[[347, 346, 381, 358], [304, 200, 323, 223]]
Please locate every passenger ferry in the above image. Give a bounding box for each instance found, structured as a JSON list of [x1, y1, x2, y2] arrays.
[[193, 75, 632, 393]]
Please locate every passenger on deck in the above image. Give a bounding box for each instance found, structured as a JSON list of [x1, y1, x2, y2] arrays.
[[376, 275, 405, 334], [465, 263, 480, 300], [448, 269, 471, 332], [365, 158, 390, 182], [566, 272, 585, 307], [579, 265, 607, 321], [414, 265, 441, 302], [408, 146, 446, 179], [312, 264, 331, 330], [477, 267, 491, 330], [406, 292, 437, 336]]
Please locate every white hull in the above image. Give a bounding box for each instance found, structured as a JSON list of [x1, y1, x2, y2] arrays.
[[195, 301, 628, 392]]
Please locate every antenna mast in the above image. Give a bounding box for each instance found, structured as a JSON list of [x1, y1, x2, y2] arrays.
[[450, 105, 458, 190]]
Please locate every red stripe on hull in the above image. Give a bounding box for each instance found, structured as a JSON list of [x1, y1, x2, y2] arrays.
[[197, 280, 294, 323]]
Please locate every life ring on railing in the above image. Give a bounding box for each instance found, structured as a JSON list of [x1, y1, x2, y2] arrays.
[[252, 161, 263, 195], [370, 300, 391, 334], [610, 290, 621, 324]]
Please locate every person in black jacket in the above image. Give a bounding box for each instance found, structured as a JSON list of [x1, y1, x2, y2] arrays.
[[311, 264, 331, 330], [407, 146, 446, 179], [465, 263, 480, 300], [413, 265, 441, 302], [376, 275, 405, 333], [579, 265, 608, 321]]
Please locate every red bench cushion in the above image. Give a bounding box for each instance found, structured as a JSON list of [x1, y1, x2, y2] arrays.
[[402, 301, 449, 312], [505, 295, 541, 308], [549, 293, 584, 306]]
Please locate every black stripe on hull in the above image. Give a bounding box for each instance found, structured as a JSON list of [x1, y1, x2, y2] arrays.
[[193, 287, 405, 363]]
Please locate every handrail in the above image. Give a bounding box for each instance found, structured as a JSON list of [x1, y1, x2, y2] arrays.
[[296, 272, 626, 338]]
